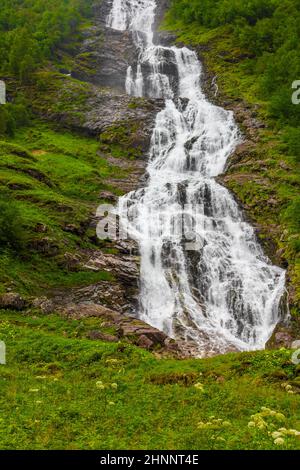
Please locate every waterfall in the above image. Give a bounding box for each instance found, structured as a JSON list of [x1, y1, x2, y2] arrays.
[[106, 0, 286, 356]]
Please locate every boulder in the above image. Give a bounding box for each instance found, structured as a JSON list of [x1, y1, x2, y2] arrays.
[[32, 297, 55, 314], [0, 293, 26, 311], [86, 330, 119, 342]]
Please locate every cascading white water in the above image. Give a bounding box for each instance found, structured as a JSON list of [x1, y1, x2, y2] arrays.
[[106, 0, 286, 355]]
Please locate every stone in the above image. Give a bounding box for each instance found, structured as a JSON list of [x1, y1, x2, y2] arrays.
[[32, 297, 55, 314], [137, 334, 154, 349], [30, 237, 60, 256], [291, 340, 300, 350], [62, 224, 83, 236], [98, 191, 118, 203], [266, 323, 295, 349], [0, 293, 26, 311], [34, 223, 48, 233], [86, 330, 118, 342], [83, 252, 139, 285]]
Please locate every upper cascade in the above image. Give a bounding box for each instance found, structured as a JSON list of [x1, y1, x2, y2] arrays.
[[106, 0, 286, 356]]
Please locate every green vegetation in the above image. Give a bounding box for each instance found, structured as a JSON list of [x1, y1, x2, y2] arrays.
[[0, 122, 123, 295], [0, 0, 92, 134], [169, 0, 300, 125], [0, 310, 299, 449], [0, 0, 92, 78], [165, 0, 300, 314], [0, 0, 299, 452]]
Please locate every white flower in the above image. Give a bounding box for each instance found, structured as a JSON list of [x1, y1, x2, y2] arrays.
[[274, 437, 285, 445], [111, 383, 118, 389], [222, 421, 231, 427], [194, 383, 204, 391], [96, 381, 105, 390], [271, 431, 283, 439], [248, 421, 255, 428], [278, 427, 287, 433]]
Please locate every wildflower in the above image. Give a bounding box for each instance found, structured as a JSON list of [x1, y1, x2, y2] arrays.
[[194, 383, 204, 392], [29, 389, 39, 393], [110, 383, 118, 389], [258, 422, 267, 430], [274, 437, 285, 445], [96, 381, 105, 390], [248, 421, 255, 428], [222, 421, 231, 427], [271, 431, 283, 439], [287, 390, 295, 395], [35, 401, 43, 405], [35, 376, 47, 380], [108, 401, 115, 406], [275, 413, 285, 421], [287, 429, 300, 436]]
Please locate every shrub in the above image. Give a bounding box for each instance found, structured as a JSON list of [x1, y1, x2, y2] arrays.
[[0, 198, 24, 251]]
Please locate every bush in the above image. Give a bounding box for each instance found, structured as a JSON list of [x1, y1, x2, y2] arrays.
[[283, 127, 300, 162], [0, 198, 24, 251]]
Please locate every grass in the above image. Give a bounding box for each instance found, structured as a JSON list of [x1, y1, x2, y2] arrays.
[[0, 121, 125, 295], [0, 310, 299, 450]]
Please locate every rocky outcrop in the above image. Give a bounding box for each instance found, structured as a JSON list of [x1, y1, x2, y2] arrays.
[[0, 293, 26, 311], [266, 320, 300, 350], [58, 302, 189, 356]]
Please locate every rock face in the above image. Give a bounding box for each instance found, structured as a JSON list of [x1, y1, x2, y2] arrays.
[[72, 0, 136, 90], [266, 321, 300, 350]]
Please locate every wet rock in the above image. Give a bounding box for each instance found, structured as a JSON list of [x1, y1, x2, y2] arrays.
[[266, 323, 297, 349], [292, 340, 300, 350], [83, 252, 139, 285], [0, 293, 26, 311], [98, 191, 118, 203]]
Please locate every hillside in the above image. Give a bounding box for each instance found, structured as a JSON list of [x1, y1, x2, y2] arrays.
[[0, 0, 299, 451]]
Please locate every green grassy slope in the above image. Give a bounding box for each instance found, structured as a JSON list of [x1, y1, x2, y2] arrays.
[[0, 310, 299, 449], [0, 122, 126, 295]]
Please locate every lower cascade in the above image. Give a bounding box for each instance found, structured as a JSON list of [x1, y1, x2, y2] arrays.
[[106, 0, 286, 356]]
